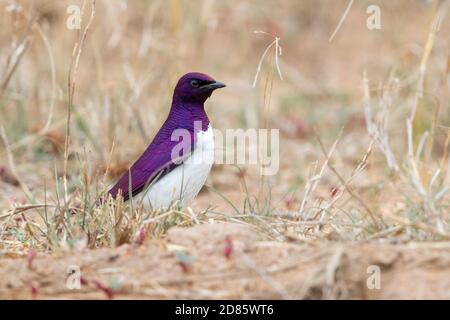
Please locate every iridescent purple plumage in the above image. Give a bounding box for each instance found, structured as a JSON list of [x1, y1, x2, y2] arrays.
[[107, 72, 225, 202]]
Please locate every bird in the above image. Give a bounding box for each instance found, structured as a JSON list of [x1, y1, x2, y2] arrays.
[[106, 72, 225, 211]]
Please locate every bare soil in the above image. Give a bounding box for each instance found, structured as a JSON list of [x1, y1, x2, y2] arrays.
[[1, 222, 450, 299]]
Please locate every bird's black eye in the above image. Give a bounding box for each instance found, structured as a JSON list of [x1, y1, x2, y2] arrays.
[[190, 79, 200, 88]]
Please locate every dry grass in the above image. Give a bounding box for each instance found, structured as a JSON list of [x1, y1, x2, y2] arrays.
[[0, 0, 450, 299]]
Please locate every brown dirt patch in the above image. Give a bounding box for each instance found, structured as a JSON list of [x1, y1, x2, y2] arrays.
[[1, 222, 450, 299]]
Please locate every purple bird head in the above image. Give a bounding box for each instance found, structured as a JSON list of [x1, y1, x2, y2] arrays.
[[173, 72, 226, 104]]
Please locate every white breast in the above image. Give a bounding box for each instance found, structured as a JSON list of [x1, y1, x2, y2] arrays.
[[140, 124, 214, 211]]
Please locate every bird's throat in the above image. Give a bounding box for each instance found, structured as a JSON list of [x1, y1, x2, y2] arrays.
[[169, 102, 210, 132]]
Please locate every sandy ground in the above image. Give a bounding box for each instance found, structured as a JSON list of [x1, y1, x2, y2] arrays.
[[2, 222, 450, 300]]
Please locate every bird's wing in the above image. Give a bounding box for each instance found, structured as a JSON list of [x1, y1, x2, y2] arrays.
[[107, 130, 195, 202]]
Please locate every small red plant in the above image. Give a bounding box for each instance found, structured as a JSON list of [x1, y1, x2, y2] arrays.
[[92, 280, 114, 299], [134, 227, 146, 246], [224, 235, 233, 259], [30, 283, 38, 299], [330, 186, 339, 198]]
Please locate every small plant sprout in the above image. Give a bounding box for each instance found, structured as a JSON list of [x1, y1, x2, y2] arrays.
[[223, 235, 233, 259]]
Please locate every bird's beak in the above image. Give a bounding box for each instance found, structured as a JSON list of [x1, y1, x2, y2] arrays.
[[201, 81, 226, 90]]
